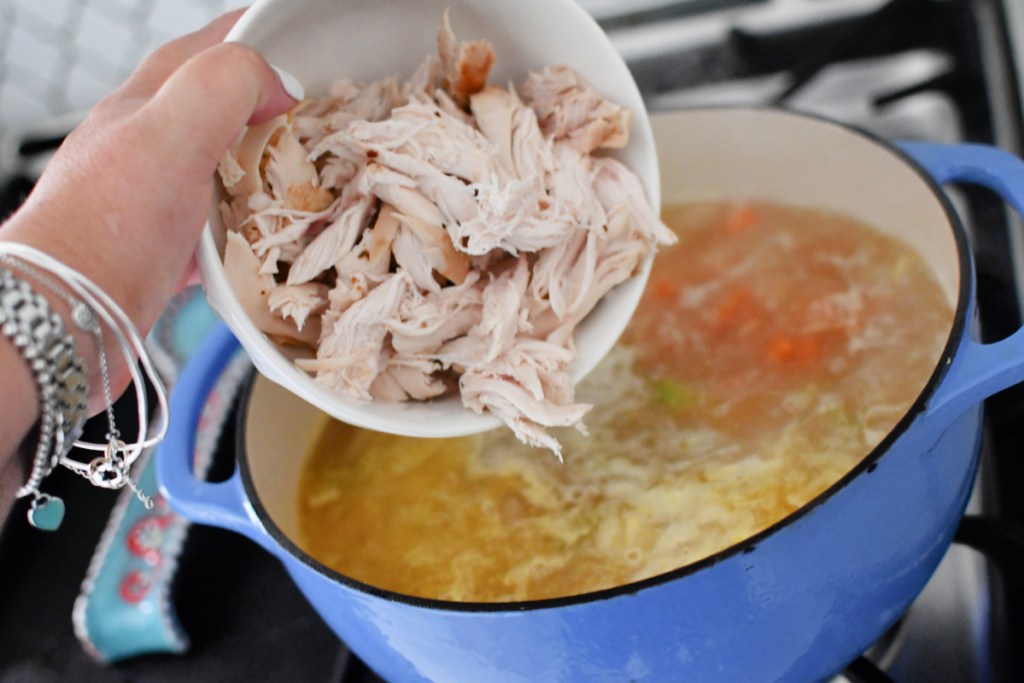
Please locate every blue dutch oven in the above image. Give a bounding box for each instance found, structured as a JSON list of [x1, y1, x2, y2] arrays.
[[158, 108, 1024, 682]]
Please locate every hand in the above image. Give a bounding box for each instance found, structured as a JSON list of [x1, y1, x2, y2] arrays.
[[0, 9, 300, 407]]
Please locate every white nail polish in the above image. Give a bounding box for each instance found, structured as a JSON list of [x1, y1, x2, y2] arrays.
[[270, 65, 305, 102]]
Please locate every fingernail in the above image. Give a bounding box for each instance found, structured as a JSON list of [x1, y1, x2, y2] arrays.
[[270, 64, 304, 102]]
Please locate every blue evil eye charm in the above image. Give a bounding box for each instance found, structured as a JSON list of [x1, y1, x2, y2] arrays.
[[28, 494, 65, 531]]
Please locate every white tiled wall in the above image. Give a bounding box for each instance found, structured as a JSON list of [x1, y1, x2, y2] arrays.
[[0, 0, 693, 136], [0, 0, 235, 134]]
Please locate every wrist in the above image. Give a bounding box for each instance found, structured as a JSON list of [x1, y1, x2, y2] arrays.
[[0, 329, 41, 469], [0, 206, 145, 328], [0, 220, 137, 413], [0, 247, 105, 408]]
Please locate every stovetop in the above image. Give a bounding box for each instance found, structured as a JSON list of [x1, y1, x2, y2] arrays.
[[3, 1, 1024, 682]]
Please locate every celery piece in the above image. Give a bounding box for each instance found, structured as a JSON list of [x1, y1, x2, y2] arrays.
[[653, 378, 698, 409]]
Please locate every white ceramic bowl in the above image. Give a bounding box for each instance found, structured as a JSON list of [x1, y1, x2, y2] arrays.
[[199, 0, 660, 437]]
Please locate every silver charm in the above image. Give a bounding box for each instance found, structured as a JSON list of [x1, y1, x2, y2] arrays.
[[71, 301, 99, 333], [88, 458, 127, 489], [88, 439, 130, 489]]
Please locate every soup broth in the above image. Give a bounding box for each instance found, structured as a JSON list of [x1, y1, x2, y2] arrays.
[[297, 201, 954, 602]]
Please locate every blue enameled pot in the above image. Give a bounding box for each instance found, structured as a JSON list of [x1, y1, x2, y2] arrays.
[[158, 109, 1024, 682]]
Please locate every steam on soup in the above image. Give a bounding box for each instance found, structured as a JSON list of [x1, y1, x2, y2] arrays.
[[297, 201, 954, 603]]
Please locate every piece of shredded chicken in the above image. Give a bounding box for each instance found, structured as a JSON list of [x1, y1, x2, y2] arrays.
[[217, 12, 676, 457]]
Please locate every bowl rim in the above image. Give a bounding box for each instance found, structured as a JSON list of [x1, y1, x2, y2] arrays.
[[232, 105, 973, 613], [199, 0, 661, 438]]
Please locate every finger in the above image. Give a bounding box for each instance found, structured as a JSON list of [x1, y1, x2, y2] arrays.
[[141, 41, 302, 174], [175, 252, 202, 293], [118, 8, 249, 99]]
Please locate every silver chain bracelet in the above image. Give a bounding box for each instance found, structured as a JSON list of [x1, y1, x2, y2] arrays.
[[0, 266, 89, 530]]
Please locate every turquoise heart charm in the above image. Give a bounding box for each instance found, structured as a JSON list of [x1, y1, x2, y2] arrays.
[[28, 495, 65, 531]]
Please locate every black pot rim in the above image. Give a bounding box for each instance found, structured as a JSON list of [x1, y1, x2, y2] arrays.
[[234, 105, 974, 614]]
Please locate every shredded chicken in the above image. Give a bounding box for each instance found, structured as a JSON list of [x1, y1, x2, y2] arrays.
[[217, 14, 675, 456]]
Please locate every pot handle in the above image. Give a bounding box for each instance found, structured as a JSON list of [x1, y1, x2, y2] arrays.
[[900, 141, 1024, 423], [155, 324, 275, 553]]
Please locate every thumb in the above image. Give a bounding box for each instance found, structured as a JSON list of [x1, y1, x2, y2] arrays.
[[142, 41, 304, 173]]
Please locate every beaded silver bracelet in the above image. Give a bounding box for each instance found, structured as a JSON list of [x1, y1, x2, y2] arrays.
[[0, 266, 89, 529]]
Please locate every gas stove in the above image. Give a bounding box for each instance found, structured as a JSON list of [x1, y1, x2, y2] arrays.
[[2, 1, 1024, 682]]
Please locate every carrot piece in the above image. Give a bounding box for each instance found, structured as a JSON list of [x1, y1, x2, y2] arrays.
[[770, 334, 820, 364], [724, 203, 760, 234], [654, 279, 677, 299]]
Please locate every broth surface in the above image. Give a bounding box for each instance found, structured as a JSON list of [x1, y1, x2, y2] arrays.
[[297, 202, 954, 602]]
